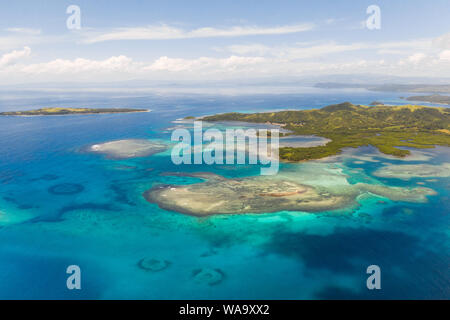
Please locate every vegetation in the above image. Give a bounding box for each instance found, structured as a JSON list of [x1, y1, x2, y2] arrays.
[[0, 107, 148, 116], [203, 102, 450, 161], [405, 94, 450, 105]]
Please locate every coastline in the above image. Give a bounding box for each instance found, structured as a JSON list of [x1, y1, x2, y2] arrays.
[[0, 109, 151, 117]]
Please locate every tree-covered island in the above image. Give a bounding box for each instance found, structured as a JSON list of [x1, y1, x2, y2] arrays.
[[0, 107, 149, 116], [202, 102, 450, 161]]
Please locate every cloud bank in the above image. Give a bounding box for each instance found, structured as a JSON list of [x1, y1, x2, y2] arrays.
[[83, 23, 314, 43], [1, 28, 450, 84]]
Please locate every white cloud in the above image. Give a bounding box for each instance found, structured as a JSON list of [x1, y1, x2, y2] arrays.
[[378, 39, 432, 52], [439, 50, 450, 61], [407, 53, 427, 64], [2, 32, 450, 84], [432, 33, 450, 49], [18, 55, 138, 74], [6, 28, 41, 35], [83, 23, 314, 43], [0, 28, 47, 51], [0, 36, 31, 51], [225, 44, 272, 56], [147, 55, 266, 72], [0, 46, 31, 67], [227, 42, 368, 59], [3, 50, 449, 83], [224, 39, 433, 59]]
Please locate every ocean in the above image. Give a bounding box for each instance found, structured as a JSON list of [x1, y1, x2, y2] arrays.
[[0, 88, 448, 299]]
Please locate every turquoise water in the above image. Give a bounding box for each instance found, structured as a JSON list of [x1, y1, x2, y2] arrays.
[[0, 91, 449, 299]]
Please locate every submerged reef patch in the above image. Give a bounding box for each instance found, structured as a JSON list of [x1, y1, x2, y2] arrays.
[[30, 174, 59, 182], [48, 183, 84, 195], [192, 268, 225, 285], [110, 183, 135, 206], [138, 258, 171, 272], [373, 163, 450, 179], [0, 169, 23, 184], [3, 195, 37, 209], [58, 203, 117, 216]]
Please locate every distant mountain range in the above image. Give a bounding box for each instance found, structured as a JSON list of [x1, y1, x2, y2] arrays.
[[314, 83, 450, 94]]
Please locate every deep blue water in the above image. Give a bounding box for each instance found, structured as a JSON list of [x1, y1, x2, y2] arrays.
[[0, 89, 449, 299]]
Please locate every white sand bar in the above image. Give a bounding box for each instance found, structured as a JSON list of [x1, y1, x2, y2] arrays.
[[88, 139, 167, 159]]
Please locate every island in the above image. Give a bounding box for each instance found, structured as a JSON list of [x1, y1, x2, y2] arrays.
[[314, 83, 450, 94], [86, 139, 168, 159], [201, 102, 450, 161], [144, 170, 436, 216], [405, 94, 450, 105], [0, 107, 149, 116]]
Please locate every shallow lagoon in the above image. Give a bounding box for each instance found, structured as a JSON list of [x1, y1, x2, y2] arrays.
[[0, 91, 449, 299]]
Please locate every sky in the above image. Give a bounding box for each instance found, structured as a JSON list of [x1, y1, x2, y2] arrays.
[[0, 0, 450, 86]]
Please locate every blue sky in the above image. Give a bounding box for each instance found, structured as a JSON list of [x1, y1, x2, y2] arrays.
[[0, 0, 449, 85]]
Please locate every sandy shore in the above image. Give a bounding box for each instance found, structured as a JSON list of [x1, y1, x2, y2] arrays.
[[88, 139, 167, 159]]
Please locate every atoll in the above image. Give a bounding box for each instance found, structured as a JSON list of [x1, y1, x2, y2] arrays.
[[138, 258, 171, 272], [144, 170, 436, 216], [192, 268, 225, 285]]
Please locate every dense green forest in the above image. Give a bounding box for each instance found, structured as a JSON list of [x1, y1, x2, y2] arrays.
[[203, 102, 450, 161]]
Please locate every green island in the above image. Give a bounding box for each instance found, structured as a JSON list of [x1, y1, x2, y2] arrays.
[[202, 102, 450, 161], [0, 107, 149, 116], [405, 94, 450, 105]]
